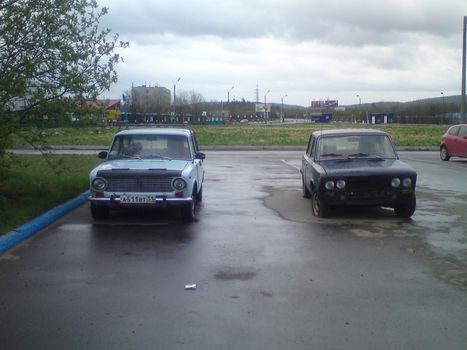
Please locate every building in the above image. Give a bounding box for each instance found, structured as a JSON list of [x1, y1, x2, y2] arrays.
[[131, 85, 171, 114]]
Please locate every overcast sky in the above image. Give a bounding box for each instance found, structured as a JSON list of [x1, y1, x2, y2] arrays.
[[97, 0, 466, 106]]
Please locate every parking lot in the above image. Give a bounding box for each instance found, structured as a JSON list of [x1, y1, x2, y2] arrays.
[[1, 150, 466, 349]]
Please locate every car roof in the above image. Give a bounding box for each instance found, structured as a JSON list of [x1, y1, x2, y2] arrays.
[[114, 128, 192, 137], [312, 128, 389, 137]]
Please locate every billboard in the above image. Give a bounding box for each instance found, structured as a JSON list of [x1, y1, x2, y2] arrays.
[[255, 103, 270, 113], [324, 100, 338, 107], [311, 100, 323, 108], [311, 99, 339, 108]]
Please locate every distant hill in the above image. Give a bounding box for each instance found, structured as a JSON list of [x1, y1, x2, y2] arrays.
[[345, 95, 462, 109]]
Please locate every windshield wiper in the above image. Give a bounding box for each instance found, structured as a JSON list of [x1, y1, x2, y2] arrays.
[[368, 156, 386, 161], [118, 154, 141, 160], [348, 153, 369, 158], [142, 155, 171, 160], [321, 153, 344, 157], [320, 153, 352, 162]]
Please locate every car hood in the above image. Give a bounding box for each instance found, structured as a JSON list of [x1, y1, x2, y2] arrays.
[[320, 158, 417, 177], [90, 159, 189, 177]]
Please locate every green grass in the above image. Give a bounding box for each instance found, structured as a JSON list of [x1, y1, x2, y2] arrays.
[[0, 155, 100, 235], [11, 123, 448, 147]]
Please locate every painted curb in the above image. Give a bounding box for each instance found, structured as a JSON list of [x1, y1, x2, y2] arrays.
[[0, 190, 90, 254]]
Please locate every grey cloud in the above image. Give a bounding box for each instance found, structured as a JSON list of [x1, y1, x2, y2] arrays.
[[102, 0, 465, 47]]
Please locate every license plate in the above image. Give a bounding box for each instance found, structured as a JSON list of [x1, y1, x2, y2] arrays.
[[120, 195, 157, 204]]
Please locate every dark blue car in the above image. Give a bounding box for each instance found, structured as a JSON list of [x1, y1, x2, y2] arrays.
[[301, 129, 417, 218]]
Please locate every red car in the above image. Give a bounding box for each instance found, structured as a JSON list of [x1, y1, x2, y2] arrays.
[[440, 124, 467, 161]]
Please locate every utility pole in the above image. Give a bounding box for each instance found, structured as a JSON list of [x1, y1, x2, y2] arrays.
[[227, 86, 234, 103], [264, 89, 270, 124], [281, 94, 288, 123], [461, 16, 466, 123], [173, 77, 181, 115]]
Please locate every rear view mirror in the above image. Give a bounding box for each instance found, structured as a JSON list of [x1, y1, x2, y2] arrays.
[[98, 151, 108, 159], [195, 152, 206, 160]]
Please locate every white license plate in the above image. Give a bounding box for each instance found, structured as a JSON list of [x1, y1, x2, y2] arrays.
[[120, 195, 158, 204]]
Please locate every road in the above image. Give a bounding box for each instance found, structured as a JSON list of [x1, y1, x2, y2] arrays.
[[1, 151, 466, 350]]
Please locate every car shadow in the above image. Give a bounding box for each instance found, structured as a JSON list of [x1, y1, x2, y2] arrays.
[[90, 206, 204, 245]]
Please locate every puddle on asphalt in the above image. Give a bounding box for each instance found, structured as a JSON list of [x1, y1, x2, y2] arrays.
[[263, 185, 467, 290]]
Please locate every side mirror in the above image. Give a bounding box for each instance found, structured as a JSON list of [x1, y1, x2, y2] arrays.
[[463, 135, 467, 140], [195, 152, 206, 160], [98, 151, 108, 159]]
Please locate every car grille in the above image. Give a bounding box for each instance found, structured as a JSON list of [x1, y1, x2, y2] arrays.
[[97, 170, 181, 193], [346, 176, 390, 191], [345, 176, 392, 199]]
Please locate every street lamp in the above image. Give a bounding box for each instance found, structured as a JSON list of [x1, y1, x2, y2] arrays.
[[264, 89, 271, 124], [441, 91, 445, 104], [227, 86, 234, 103], [356, 94, 361, 123], [281, 94, 288, 123], [173, 77, 181, 115]]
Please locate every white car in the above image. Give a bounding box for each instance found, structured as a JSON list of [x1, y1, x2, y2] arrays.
[[89, 128, 205, 221]]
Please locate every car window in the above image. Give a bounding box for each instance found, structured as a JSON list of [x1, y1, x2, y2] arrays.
[[448, 126, 460, 136], [318, 134, 397, 160], [191, 133, 199, 154], [458, 127, 467, 137], [108, 134, 192, 160], [306, 135, 315, 157]]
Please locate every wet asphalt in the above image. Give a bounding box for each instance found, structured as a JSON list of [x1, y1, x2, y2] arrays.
[[1, 150, 467, 350]]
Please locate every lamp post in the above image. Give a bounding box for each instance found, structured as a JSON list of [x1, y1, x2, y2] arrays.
[[227, 86, 234, 103], [461, 16, 466, 123], [281, 94, 288, 123], [441, 92, 445, 111], [356, 94, 361, 123], [173, 77, 181, 115], [264, 89, 271, 124]]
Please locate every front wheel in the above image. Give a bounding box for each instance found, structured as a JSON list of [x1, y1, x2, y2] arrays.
[[181, 191, 197, 222], [311, 190, 330, 218], [302, 176, 311, 198], [440, 146, 450, 161], [394, 196, 416, 218]]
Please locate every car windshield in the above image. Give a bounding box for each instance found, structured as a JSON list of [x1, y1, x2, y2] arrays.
[[318, 134, 397, 160], [108, 134, 191, 160]]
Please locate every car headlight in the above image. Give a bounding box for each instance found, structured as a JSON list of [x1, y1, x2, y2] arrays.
[[91, 177, 107, 191], [402, 177, 412, 188], [336, 180, 346, 190], [391, 178, 401, 188], [325, 180, 335, 190], [172, 178, 187, 191]]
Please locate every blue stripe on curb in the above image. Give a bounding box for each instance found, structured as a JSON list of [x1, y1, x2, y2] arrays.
[[0, 190, 90, 254]]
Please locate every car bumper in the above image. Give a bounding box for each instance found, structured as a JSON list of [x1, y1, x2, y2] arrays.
[[89, 195, 193, 207], [321, 190, 415, 207]]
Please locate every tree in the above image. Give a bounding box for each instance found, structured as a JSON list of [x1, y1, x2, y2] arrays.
[[177, 89, 205, 115], [0, 0, 127, 162]]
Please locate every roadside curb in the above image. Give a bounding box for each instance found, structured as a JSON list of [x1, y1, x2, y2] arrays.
[[0, 191, 90, 255]]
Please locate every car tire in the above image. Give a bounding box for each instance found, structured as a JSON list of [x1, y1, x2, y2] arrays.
[[197, 186, 203, 202], [440, 146, 450, 161], [311, 189, 330, 218], [302, 176, 311, 198], [394, 196, 416, 218], [181, 191, 197, 222], [91, 203, 109, 220]]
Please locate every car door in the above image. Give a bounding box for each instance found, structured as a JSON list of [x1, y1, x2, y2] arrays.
[[457, 126, 467, 157], [302, 135, 316, 191], [191, 133, 204, 188]]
